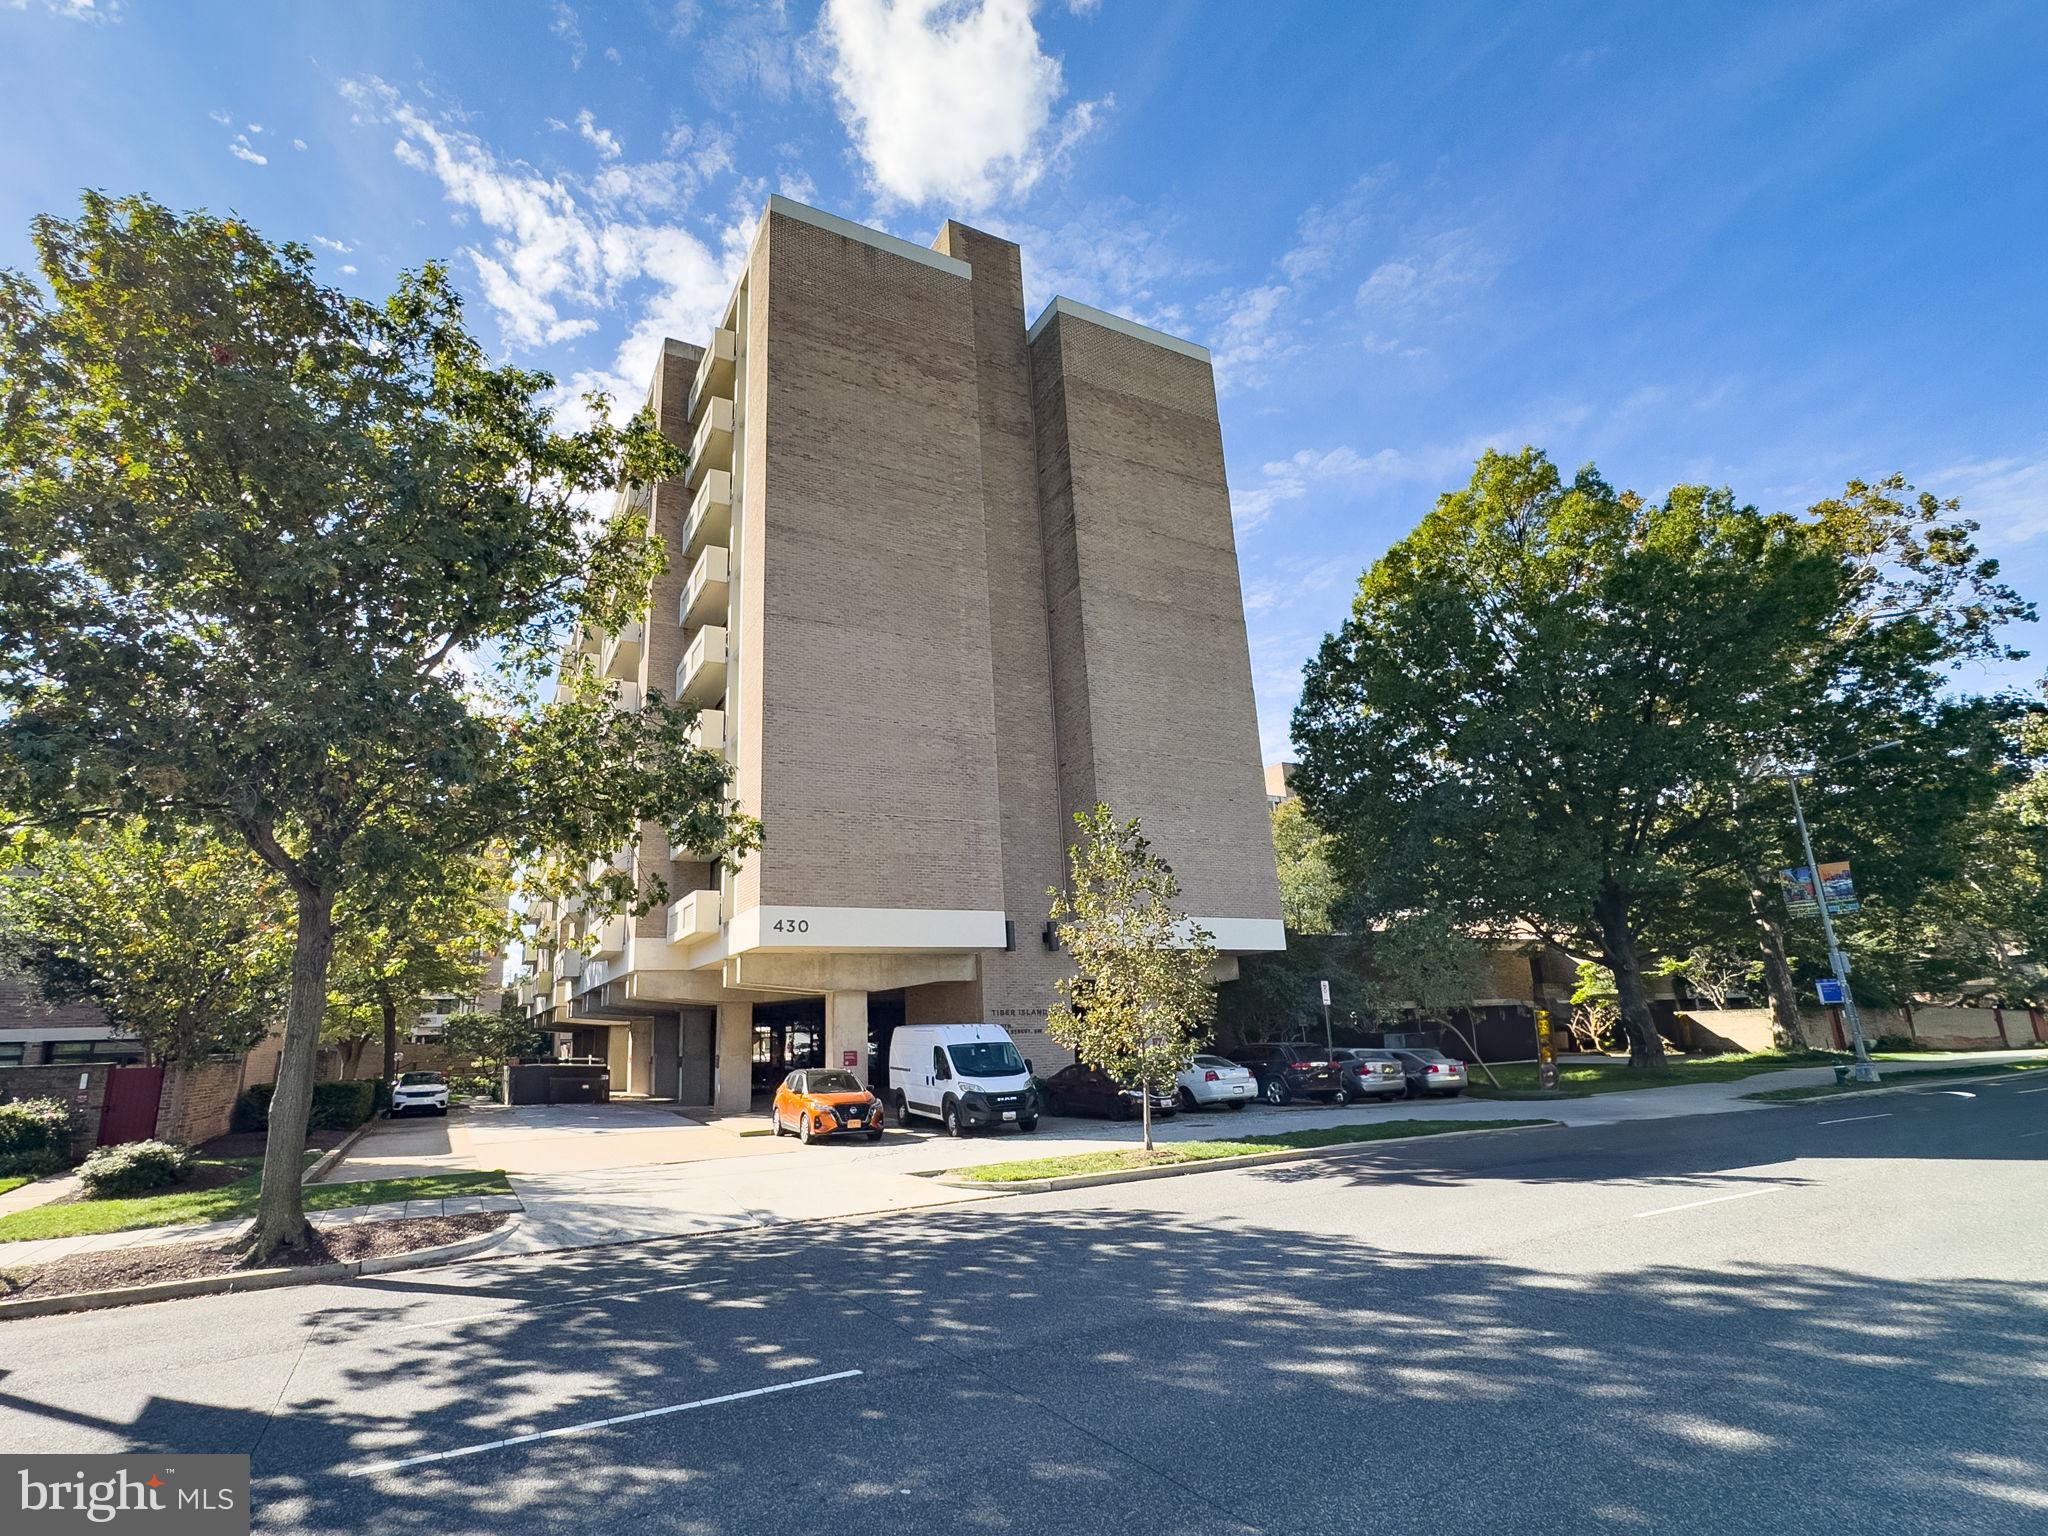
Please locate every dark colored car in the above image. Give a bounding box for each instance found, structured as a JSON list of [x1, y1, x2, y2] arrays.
[[1329, 1047, 1406, 1102], [1388, 1048, 1470, 1098], [1227, 1043, 1347, 1105], [1041, 1062, 1178, 1121]]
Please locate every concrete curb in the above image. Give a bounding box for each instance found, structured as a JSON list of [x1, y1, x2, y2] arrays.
[[302, 1121, 373, 1186], [932, 1119, 1564, 1194], [1743, 1066, 2046, 1106], [0, 1215, 521, 1322]]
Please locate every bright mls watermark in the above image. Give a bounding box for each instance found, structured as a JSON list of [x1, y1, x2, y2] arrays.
[[2, 1456, 249, 1535]]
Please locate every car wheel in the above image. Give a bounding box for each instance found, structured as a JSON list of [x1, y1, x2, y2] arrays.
[[798, 1114, 814, 1145], [1331, 1084, 1352, 1107], [867, 1127, 883, 1142], [943, 1097, 963, 1137], [1044, 1092, 1065, 1116], [891, 1090, 908, 1123], [1262, 1077, 1291, 1106], [1019, 1117, 1039, 1133], [1177, 1086, 1198, 1112]]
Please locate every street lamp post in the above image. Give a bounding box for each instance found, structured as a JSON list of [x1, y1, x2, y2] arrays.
[[1782, 768, 1882, 1084]]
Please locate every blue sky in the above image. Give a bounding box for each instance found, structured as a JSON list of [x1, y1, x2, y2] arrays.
[[5, 0, 2045, 759]]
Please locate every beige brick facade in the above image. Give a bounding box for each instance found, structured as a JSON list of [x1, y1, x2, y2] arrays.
[[515, 197, 1283, 1098]]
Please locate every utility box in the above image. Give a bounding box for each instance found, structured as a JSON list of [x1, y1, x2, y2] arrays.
[[503, 1062, 610, 1105]]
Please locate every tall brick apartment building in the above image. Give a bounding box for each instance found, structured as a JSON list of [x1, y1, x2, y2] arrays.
[[514, 197, 1282, 1110]]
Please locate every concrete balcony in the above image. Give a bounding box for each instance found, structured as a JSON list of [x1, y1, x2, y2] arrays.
[[688, 328, 736, 424], [682, 470, 731, 557], [588, 914, 628, 961], [558, 949, 587, 979], [666, 888, 722, 943], [679, 544, 730, 628], [685, 398, 734, 488], [600, 617, 644, 679], [687, 708, 724, 754], [675, 624, 727, 706]]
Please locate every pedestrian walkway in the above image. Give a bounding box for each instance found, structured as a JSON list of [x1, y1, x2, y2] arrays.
[[0, 1171, 79, 1219], [0, 1191, 523, 1271]]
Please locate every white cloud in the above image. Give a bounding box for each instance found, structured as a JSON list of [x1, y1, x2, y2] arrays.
[[550, 1, 586, 69], [1931, 452, 2048, 543], [228, 134, 268, 166], [344, 77, 749, 416], [1205, 283, 1296, 394], [574, 108, 622, 160], [1066, 0, 1101, 13], [339, 264, 357, 276], [292, 137, 308, 151], [1355, 230, 1499, 326], [246, 122, 263, 134], [310, 235, 353, 253], [1280, 171, 1387, 282], [1231, 445, 1406, 536], [207, 107, 232, 125], [6, 0, 118, 21], [814, 0, 1108, 208]]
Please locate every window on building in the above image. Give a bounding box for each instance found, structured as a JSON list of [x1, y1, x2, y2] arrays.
[[0, 1042, 25, 1066]]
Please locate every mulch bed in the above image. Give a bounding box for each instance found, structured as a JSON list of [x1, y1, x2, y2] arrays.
[[0, 1213, 508, 1303], [197, 1128, 351, 1160]]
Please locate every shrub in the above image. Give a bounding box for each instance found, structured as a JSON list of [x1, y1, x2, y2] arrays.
[[446, 1071, 497, 1102], [1869, 1033, 1915, 1053], [78, 1139, 193, 1198], [230, 1079, 381, 1134], [0, 1097, 76, 1176]]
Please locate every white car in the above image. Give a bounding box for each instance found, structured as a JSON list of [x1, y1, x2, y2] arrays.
[[390, 1071, 450, 1117], [1176, 1054, 1257, 1111]]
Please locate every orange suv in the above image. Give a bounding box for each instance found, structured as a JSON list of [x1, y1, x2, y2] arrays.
[[772, 1068, 886, 1144]]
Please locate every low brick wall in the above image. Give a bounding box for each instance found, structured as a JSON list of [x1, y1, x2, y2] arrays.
[[155, 1058, 244, 1147], [0, 1062, 110, 1160], [1696, 1004, 2031, 1052]]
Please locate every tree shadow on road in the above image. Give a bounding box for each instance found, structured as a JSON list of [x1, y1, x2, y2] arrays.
[[1, 1188, 2044, 1535]]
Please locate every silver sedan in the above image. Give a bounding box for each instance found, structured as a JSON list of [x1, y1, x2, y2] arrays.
[[1176, 1054, 1257, 1110]]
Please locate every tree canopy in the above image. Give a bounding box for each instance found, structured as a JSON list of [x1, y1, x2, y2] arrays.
[[0, 194, 759, 1257], [1294, 447, 2031, 1067]]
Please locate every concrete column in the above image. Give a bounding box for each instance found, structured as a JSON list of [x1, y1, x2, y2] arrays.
[[604, 1025, 629, 1098], [825, 990, 871, 1087], [714, 1002, 754, 1115]]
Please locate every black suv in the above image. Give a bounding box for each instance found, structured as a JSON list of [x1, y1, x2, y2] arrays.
[[1227, 1043, 1346, 1106]]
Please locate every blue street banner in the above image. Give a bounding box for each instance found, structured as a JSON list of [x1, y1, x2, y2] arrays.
[[1816, 978, 1847, 1006]]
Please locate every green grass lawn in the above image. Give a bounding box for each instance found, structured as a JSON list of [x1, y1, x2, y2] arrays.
[[0, 1176, 33, 1199], [954, 1118, 1554, 1184], [1466, 1050, 1855, 1097], [1743, 1060, 2047, 1102], [0, 1163, 511, 1243]]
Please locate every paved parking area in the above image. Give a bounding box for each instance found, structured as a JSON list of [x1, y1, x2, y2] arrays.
[[320, 1101, 793, 1182]]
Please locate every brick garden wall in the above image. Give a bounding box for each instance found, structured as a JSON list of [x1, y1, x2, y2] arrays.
[[0, 1061, 110, 1159], [154, 1058, 244, 1147]]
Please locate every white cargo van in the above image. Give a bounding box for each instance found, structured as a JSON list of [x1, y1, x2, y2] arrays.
[[887, 1022, 1041, 1137]]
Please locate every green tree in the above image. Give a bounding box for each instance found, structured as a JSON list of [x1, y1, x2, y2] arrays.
[[1294, 449, 2025, 1070], [1047, 806, 1218, 1151], [1272, 797, 1342, 933], [441, 1008, 550, 1085], [0, 195, 758, 1259], [0, 820, 290, 1065], [327, 847, 512, 1091]]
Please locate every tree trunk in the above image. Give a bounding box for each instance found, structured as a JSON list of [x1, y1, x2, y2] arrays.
[[1746, 867, 1802, 1050], [380, 986, 399, 1097], [244, 885, 335, 1263], [1594, 885, 1666, 1069]]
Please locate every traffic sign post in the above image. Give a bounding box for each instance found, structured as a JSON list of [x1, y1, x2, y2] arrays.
[[1318, 979, 1333, 1055]]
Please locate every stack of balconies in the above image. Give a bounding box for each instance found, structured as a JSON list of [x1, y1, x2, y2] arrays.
[[676, 326, 736, 719]]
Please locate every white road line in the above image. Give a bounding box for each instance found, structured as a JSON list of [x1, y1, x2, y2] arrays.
[[2019, 1130, 2048, 1139], [387, 1279, 729, 1334], [345, 1370, 863, 1477], [2017, 1087, 2048, 1095], [1817, 1113, 1892, 1126], [1631, 1187, 1782, 1220]]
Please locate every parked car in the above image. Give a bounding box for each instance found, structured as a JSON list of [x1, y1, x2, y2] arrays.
[[1176, 1054, 1256, 1111], [1388, 1048, 1470, 1098], [389, 1071, 449, 1117], [1329, 1047, 1406, 1103], [1042, 1062, 1178, 1121], [771, 1068, 885, 1143], [886, 1023, 1040, 1136], [1226, 1043, 1347, 1105]]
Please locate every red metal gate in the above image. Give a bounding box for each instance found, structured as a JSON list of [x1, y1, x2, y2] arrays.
[[96, 1064, 164, 1146]]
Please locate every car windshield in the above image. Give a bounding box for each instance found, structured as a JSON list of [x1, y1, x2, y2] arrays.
[[808, 1070, 864, 1094], [398, 1073, 442, 1085], [948, 1041, 1025, 1077]]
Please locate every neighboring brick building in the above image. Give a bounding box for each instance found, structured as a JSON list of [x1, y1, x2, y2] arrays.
[[0, 965, 143, 1068], [515, 196, 1283, 1110]]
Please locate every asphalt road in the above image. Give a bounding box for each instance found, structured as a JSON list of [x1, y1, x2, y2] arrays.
[[1, 1077, 2043, 1534]]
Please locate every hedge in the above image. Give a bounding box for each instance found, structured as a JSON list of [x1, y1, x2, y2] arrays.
[[0, 1097, 77, 1177], [78, 1139, 193, 1198], [231, 1079, 380, 1134]]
